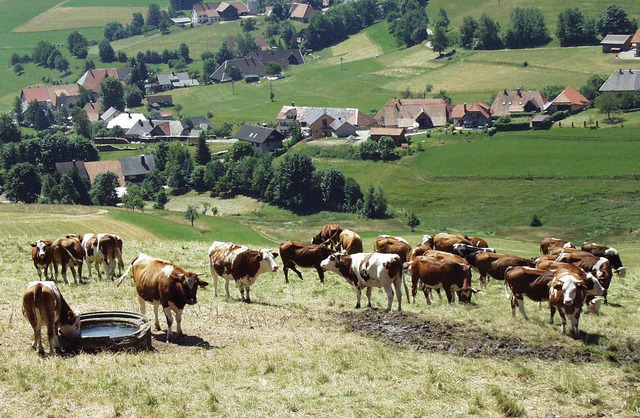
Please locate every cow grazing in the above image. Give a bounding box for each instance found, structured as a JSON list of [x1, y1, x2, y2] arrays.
[[279, 241, 333, 283], [475, 252, 535, 287], [581, 242, 625, 277], [433, 233, 472, 253], [321, 252, 405, 312], [22, 281, 80, 355], [504, 266, 555, 321], [337, 229, 363, 255], [116, 253, 208, 342], [312, 224, 342, 251], [540, 238, 575, 255], [374, 235, 412, 262], [452, 243, 495, 266], [408, 244, 433, 261], [51, 237, 84, 284], [208, 241, 279, 303], [404, 256, 476, 304], [31, 239, 53, 280], [549, 270, 587, 336]]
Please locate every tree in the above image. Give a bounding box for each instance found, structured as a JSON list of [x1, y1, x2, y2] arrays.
[[226, 141, 254, 163], [434, 90, 452, 105], [265, 62, 282, 76], [580, 74, 607, 101], [67, 30, 88, 58], [203, 58, 218, 82], [24, 101, 49, 130], [165, 141, 194, 194], [185, 204, 199, 227], [90, 171, 120, 206], [242, 18, 256, 32], [541, 85, 565, 102], [54, 56, 69, 73], [147, 4, 163, 29], [178, 43, 190, 62], [360, 185, 387, 219], [431, 26, 449, 56], [195, 134, 211, 166], [378, 136, 397, 161], [0, 113, 21, 143], [406, 213, 420, 232], [596, 4, 638, 37], [595, 92, 620, 120], [104, 21, 126, 41], [72, 107, 92, 139], [290, 120, 303, 143], [391, 3, 429, 47], [318, 169, 345, 211], [98, 39, 116, 63], [342, 177, 363, 213], [557, 8, 597, 47], [503, 7, 551, 49], [124, 85, 143, 108], [267, 153, 315, 211], [435, 8, 450, 29], [237, 33, 259, 57], [5, 163, 41, 203], [32, 41, 55, 66], [153, 188, 169, 209], [101, 76, 125, 111], [460, 16, 478, 49], [359, 139, 379, 160], [476, 14, 503, 50], [153, 141, 170, 171], [122, 183, 146, 211], [280, 21, 298, 49], [130, 12, 145, 36], [13, 96, 24, 125]]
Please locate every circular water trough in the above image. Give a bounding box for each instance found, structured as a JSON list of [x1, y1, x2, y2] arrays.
[[60, 311, 152, 352]]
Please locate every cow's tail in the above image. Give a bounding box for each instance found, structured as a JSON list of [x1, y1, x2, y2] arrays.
[[115, 256, 138, 287], [401, 265, 410, 303], [63, 246, 82, 266]]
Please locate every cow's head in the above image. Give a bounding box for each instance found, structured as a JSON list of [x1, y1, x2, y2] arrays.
[[421, 234, 433, 247], [173, 272, 208, 305], [604, 247, 625, 275], [320, 253, 343, 272], [258, 249, 279, 273], [585, 273, 605, 297], [59, 310, 81, 337], [311, 233, 323, 245], [31, 240, 49, 257], [553, 274, 586, 307], [457, 287, 480, 303]]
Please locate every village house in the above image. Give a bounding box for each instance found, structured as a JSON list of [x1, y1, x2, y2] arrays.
[[369, 127, 406, 145], [289, 3, 315, 23], [235, 124, 285, 153], [77, 68, 131, 96], [107, 112, 148, 131], [375, 98, 448, 129], [490, 89, 546, 117], [20, 84, 80, 113], [55, 154, 154, 187], [276, 105, 377, 138], [246, 49, 305, 67], [600, 34, 632, 53], [83, 102, 103, 122], [632, 29, 640, 57], [449, 101, 492, 128], [544, 86, 589, 113], [599, 68, 640, 93], [147, 94, 173, 107], [192, 1, 250, 24], [148, 72, 199, 93], [211, 56, 266, 82], [120, 154, 155, 183]]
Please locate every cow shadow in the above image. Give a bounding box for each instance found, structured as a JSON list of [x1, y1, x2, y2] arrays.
[[151, 332, 218, 349]]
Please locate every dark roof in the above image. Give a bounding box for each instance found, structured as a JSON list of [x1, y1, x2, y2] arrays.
[[119, 154, 155, 177], [147, 95, 173, 104], [246, 49, 305, 66], [531, 115, 549, 122], [55, 160, 88, 179], [211, 57, 266, 82], [191, 116, 214, 130], [234, 124, 285, 144], [599, 69, 640, 92]]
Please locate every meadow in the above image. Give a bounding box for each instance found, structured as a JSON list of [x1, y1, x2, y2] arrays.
[[0, 204, 639, 417]]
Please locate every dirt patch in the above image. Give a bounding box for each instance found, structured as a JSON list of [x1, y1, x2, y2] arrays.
[[336, 310, 640, 364]]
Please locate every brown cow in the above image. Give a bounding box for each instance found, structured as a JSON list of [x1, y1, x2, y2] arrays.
[[404, 256, 476, 304], [279, 241, 333, 283], [408, 244, 433, 261], [549, 270, 587, 336], [116, 253, 208, 342], [31, 239, 53, 280], [535, 259, 605, 301], [469, 236, 489, 248], [556, 251, 612, 302], [433, 233, 472, 253], [581, 242, 625, 277], [475, 252, 535, 289], [51, 237, 84, 284], [337, 229, 363, 255], [312, 224, 342, 250], [505, 266, 555, 321], [22, 281, 80, 355], [78, 233, 119, 281], [374, 235, 412, 262], [540, 238, 575, 255]]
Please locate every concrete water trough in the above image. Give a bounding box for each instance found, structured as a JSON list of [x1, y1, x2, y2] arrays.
[[60, 311, 152, 352]]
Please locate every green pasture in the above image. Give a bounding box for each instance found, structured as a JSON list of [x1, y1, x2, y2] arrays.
[[0, 205, 639, 417], [64, 0, 166, 7]]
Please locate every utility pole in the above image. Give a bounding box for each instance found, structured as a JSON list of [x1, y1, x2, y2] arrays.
[[340, 57, 344, 70], [269, 79, 274, 102]]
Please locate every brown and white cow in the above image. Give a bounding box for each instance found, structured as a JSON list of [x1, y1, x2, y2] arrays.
[[76, 233, 119, 281], [22, 281, 80, 355], [337, 229, 363, 255], [321, 252, 406, 312], [279, 241, 333, 283], [540, 238, 575, 255], [116, 253, 208, 342], [374, 235, 412, 262], [581, 242, 625, 277], [208, 241, 279, 303], [404, 256, 476, 304], [475, 252, 535, 288], [535, 260, 605, 299], [549, 270, 588, 336], [51, 237, 84, 284], [432, 233, 472, 253], [505, 266, 555, 321], [468, 236, 489, 248], [555, 250, 613, 303], [31, 239, 53, 280], [312, 224, 342, 251], [408, 244, 433, 261]]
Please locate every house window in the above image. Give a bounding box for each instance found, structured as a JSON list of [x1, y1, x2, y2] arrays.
[[322, 119, 328, 129]]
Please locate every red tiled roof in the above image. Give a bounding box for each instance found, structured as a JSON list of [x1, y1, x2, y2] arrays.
[[632, 29, 640, 44], [551, 86, 589, 106], [370, 127, 404, 136], [78, 68, 122, 94], [22, 87, 50, 104], [84, 160, 125, 186]]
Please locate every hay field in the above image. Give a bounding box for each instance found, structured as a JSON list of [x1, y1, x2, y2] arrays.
[[13, 6, 148, 32], [330, 32, 383, 64], [0, 205, 639, 417]]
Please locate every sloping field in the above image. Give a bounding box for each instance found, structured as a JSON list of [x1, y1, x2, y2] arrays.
[[330, 32, 383, 63], [13, 6, 147, 32]]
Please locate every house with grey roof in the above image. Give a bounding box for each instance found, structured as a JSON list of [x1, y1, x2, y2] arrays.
[[156, 72, 199, 91], [234, 124, 284, 153], [191, 116, 215, 131], [331, 119, 357, 138], [120, 154, 155, 183], [211, 57, 266, 82], [276, 105, 377, 136], [599, 69, 640, 92], [600, 34, 632, 53], [246, 49, 305, 67]]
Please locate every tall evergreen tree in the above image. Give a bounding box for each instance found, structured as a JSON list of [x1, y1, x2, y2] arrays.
[[101, 76, 125, 111], [195, 134, 211, 166]]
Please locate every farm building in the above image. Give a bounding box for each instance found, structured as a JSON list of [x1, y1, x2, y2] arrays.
[[545, 86, 589, 113], [490, 89, 546, 116], [449, 101, 492, 128], [235, 124, 284, 153], [600, 34, 632, 53], [192, 1, 250, 24], [211, 57, 266, 82], [83, 102, 103, 122], [369, 127, 406, 145], [375, 98, 448, 129], [289, 3, 315, 23], [276, 105, 377, 137], [246, 49, 305, 67], [77, 68, 130, 95], [20, 84, 80, 113], [599, 69, 640, 92]]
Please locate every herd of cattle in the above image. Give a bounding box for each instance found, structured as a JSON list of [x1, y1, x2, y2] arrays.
[[22, 226, 626, 355]]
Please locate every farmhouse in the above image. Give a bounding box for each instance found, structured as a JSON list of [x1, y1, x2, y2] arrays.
[[490, 89, 546, 116], [369, 127, 406, 145], [375, 98, 448, 129], [599, 69, 640, 92], [56, 155, 154, 186], [449, 101, 492, 128], [289, 3, 315, 23], [85, 160, 125, 186], [83, 102, 103, 122], [192, 2, 250, 24], [545, 86, 589, 113], [147, 95, 173, 107], [632, 29, 640, 57], [600, 34, 632, 53], [211, 57, 266, 82], [191, 116, 215, 131], [235, 124, 284, 153], [246, 49, 305, 67], [20, 84, 80, 113], [276, 105, 377, 137], [154, 72, 199, 92], [77, 68, 130, 95], [124, 119, 196, 141], [120, 154, 155, 183], [107, 112, 148, 130]]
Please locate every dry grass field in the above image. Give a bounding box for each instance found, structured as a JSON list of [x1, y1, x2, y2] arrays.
[[13, 6, 148, 32], [0, 205, 639, 417]]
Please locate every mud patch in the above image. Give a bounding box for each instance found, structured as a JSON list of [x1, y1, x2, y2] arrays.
[[336, 310, 640, 364]]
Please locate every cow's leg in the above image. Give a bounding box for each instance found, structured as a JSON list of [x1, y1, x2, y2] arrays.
[[289, 264, 304, 281], [174, 308, 183, 338], [69, 265, 78, 284], [365, 287, 373, 309], [245, 287, 252, 304], [424, 288, 431, 305], [382, 283, 394, 312], [36, 266, 42, 280], [393, 279, 402, 312], [558, 308, 567, 334], [569, 311, 580, 337], [52, 263, 59, 283], [86, 260, 93, 278], [445, 287, 454, 304], [354, 287, 362, 309], [33, 325, 44, 354], [516, 296, 528, 320], [138, 296, 146, 315], [153, 303, 162, 331], [163, 306, 173, 342], [549, 302, 556, 325], [61, 264, 69, 285], [314, 266, 325, 284], [510, 295, 517, 317], [224, 278, 231, 298], [47, 321, 60, 355]]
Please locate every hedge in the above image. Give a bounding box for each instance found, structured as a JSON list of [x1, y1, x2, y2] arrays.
[[493, 120, 531, 131]]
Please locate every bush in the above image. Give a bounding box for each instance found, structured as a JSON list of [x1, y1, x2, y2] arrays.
[[530, 214, 543, 227], [493, 119, 531, 132], [550, 110, 570, 122]]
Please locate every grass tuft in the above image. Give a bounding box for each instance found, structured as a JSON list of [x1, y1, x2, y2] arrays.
[[489, 386, 526, 417]]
